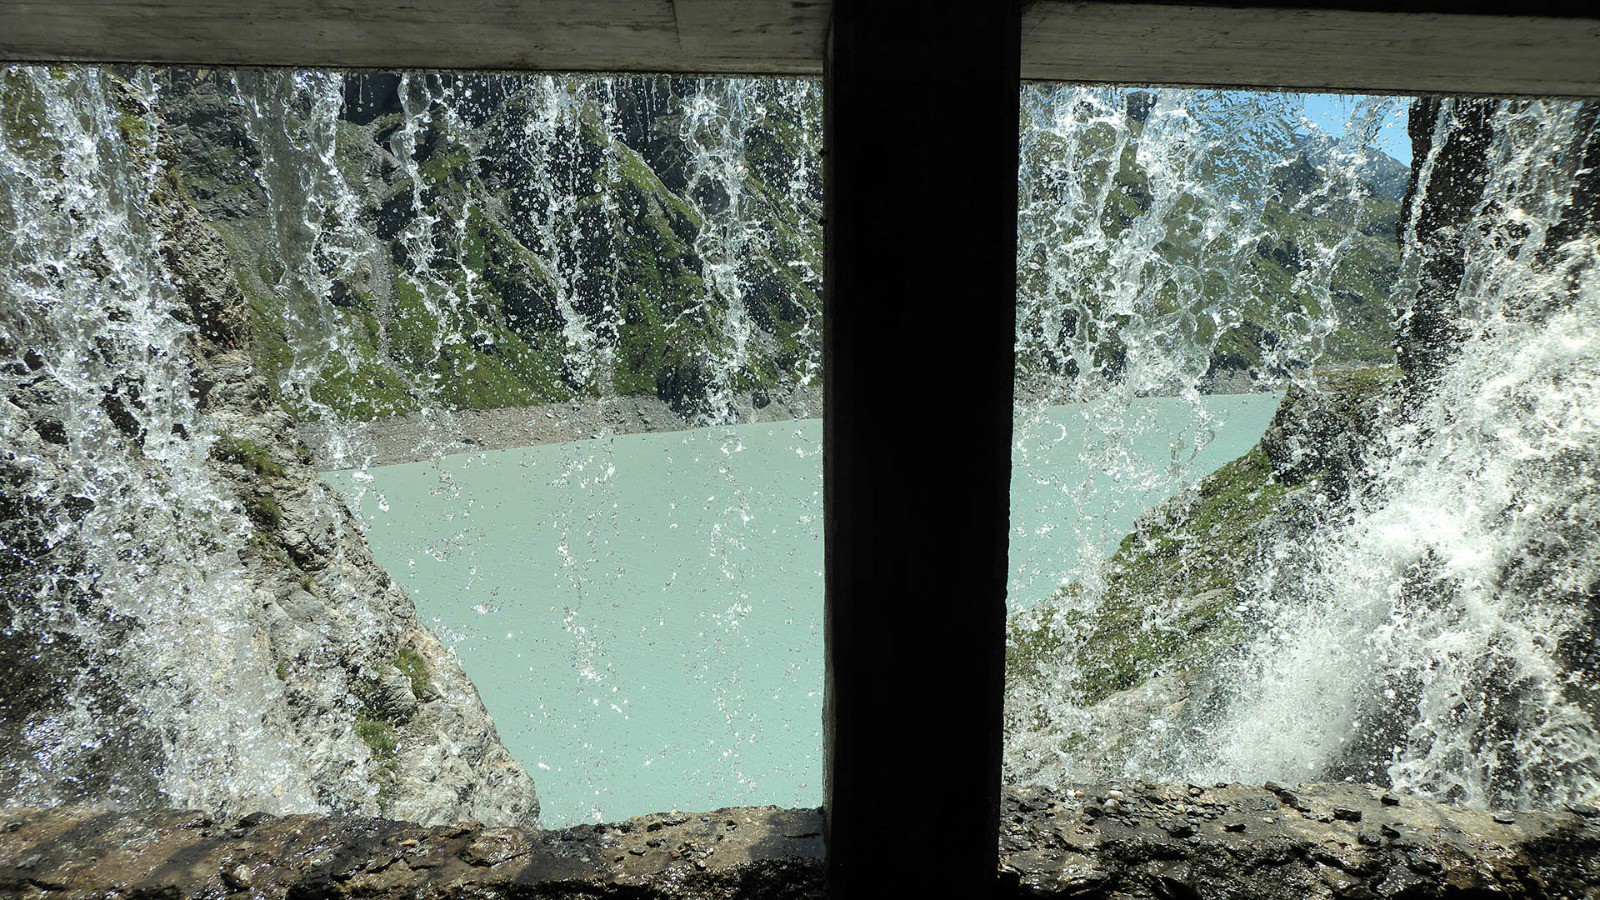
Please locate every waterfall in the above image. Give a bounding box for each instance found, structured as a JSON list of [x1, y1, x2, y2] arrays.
[[1145, 99, 1600, 809], [0, 66, 324, 813], [3, 64, 824, 822], [673, 79, 825, 423], [1009, 86, 1402, 604], [205, 71, 822, 463], [1008, 92, 1600, 811], [232, 69, 377, 435], [7, 58, 1592, 822], [2, 66, 547, 825]]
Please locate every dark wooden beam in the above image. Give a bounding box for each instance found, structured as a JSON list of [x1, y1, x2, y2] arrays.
[[4, 2, 1600, 97], [822, 3, 1019, 898], [1021, 3, 1600, 97], [0, 0, 827, 75]]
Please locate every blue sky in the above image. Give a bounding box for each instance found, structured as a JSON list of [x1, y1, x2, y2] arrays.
[[1300, 92, 1413, 163]]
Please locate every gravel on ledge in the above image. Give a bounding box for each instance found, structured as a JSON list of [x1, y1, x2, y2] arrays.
[[3, 782, 1597, 899]]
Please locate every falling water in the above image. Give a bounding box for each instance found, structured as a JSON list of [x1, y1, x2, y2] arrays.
[[3, 66, 825, 822], [1008, 91, 1600, 810], [1144, 99, 1600, 808], [0, 67, 325, 813], [1010, 86, 1402, 602], [6, 61, 1593, 823]]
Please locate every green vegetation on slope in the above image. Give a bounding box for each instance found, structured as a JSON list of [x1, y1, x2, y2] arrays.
[[211, 434, 286, 478], [1008, 445, 1288, 704], [394, 646, 432, 699], [165, 76, 1399, 425], [1007, 365, 1401, 708]]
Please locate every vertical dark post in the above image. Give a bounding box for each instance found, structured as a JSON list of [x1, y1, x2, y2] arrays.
[[823, 4, 1020, 899]]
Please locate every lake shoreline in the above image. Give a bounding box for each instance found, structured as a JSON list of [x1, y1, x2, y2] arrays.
[[333, 391, 1285, 824], [302, 385, 825, 469], [306, 367, 1295, 469]]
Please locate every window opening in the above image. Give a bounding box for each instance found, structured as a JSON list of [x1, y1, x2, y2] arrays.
[[1005, 84, 1600, 811], [0, 65, 823, 827], [4, 57, 1596, 849]]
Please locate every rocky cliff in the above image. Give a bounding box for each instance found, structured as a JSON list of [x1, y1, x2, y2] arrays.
[[1, 70, 537, 826], [155, 74, 1402, 438], [1007, 96, 1600, 804]]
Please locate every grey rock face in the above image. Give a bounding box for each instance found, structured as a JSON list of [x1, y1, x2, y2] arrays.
[[1258, 365, 1399, 501], [0, 74, 537, 826], [152, 87, 540, 828], [1395, 98, 1495, 401], [999, 782, 1600, 900]]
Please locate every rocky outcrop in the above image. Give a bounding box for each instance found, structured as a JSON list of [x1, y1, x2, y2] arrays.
[[1395, 98, 1495, 401], [1258, 365, 1399, 502], [149, 81, 541, 828], [1388, 100, 1600, 787], [1395, 98, 1599, 398], [999, 782, 1600, 900], [1, 71, 537, 826], [1540, 102, 1600, 263], [2, 785, 1596, 899], [1006, 366, 1400, 784], [189, 362, 542, 826]]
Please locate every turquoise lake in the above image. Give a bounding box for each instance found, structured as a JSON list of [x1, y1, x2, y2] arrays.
[[333, 393, 1281, 825]]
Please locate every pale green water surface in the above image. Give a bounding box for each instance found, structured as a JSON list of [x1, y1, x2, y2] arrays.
[[332, 392, 1280, 825]]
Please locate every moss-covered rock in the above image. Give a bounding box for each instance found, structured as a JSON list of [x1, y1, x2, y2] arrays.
[[212, 433, 286, 478], [1008, 365, 1401, 714], [243, 491, 283, 532], [1259, 365, 1400, 498], [395, 646, 433, 700], [1009, 444, 1289, 705]]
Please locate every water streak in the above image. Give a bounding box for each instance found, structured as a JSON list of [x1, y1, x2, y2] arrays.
[[1, 67, 323, 814], [1010, 93, 1600, 810]]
